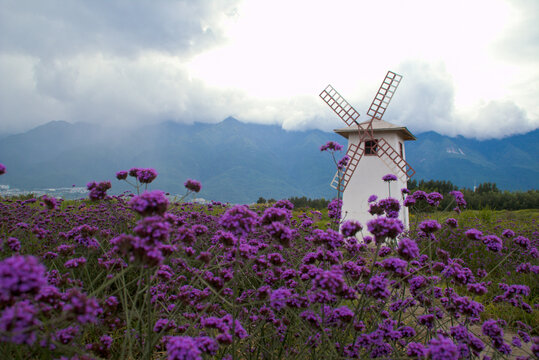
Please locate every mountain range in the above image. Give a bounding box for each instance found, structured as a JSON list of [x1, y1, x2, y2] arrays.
[[0, 118, 537, 203]]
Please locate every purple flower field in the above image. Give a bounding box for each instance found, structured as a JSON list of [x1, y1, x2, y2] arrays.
[[0, 162, 538, 359]]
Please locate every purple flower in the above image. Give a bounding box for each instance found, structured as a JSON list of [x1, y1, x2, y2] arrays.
[[219, 205, 258, 236], [412, 190, 428, 200], [260, 207, 291, 225], [427, 335, 459, 360], [54, 326, 79, 345], [418, 314, 435, 329], [42, 195, 59, 210], [129, 167, 140, 177], [327, 199, 342, 220], [377, 197, 400, 218], [129, 190, 169, 217], [482, 235, 502, 252], [184, 179, 202, 193], [418, 220, 441, 233], [154, 318, 177, 332], [137, 168, 158, 184], [403, 195, 416, 207], [482, 319, 503, 338], [270, 288, 293, 310], [382, 257, 409, 277], [502, 229, 515, 238], [467, 282, 488, 295], [465, 228, 482, 240], [337, 155, 350, 170], [166, 336, 202, 360], [449, 190, 467, 208], [116, 170, 128, 180], [6, 237, 21, 252], [67, 224, 99, 248], [300, 310, 321, 328], [513, 236, 530, 249], [87, 180, 111, 201], [0, 163, 5, 175], [274, 199, 294, 210], [64, 257, 87, 268], [0, 255, 47, 302], [367, 217, 404, 243], [445, 218, 458, 228], [340, 220, 363, 237], [397, 238, 420, 260], [333, 305, 354, 322], [368, 194, 378, 203], [365, 275, 390, 299], [320, 141, 343, 152], [427, 192, 443, 206], [382, 174, 397, 182], [309, 229, 344, 249], [266, 222, 294, 247], [0, 300, 40, 345], [62, 289, 102, 324], [313, 269, 346, 294], [212, 230, 237, 247], [407, 342, 427, 358]]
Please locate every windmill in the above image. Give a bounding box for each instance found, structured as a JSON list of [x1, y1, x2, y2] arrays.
[[320, 71, 416, 227]]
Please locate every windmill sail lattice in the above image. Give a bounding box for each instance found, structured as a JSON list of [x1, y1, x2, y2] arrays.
[[320, 85, 361, 127], [367, 72, 402, 120], [320, 71, 414, 191], [376, 138, 415, 180], [329, 142, 365, 192]]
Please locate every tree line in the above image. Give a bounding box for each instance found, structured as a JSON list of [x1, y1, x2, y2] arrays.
[[257, 196, 330, 210], [407, 179, 538, 211], [255, 179, 538, 211]]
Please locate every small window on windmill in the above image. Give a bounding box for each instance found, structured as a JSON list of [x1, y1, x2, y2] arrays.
[[365, 139, 378, 155], [399, 142, 404, 157]]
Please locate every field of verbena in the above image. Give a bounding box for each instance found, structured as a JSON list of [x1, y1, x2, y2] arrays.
[[0, 189, 538, 359]]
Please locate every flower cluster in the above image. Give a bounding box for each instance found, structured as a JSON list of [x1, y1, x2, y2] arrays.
[[382, 174, 397, 182], [320, 141, 343, 152], [184, 179, 202, 193], [0, 170, 536, 359], [86, 181, 111, 201], [129, 190, 169, 217]]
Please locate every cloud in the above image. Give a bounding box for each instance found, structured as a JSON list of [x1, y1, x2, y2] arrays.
[[388, 60, 536, 139], [0, 0, 242, 134], [0, 54, 65, 133], [390, 61, 457, 134], [456, 100, 534, 139], [493, 0, 539, 64], [0, 0, 537, 139], [0, 1, 239, 58]]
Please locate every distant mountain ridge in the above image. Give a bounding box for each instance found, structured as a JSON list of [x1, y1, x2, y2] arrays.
[[0, 118, 537, 203], [407, 130, 538, 191]]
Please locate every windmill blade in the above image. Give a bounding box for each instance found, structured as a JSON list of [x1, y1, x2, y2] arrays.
[[330, 142, 365, 192], [320, 85, 361, 127], [366, 71, 403, 120], [376, 138, 415, 180]]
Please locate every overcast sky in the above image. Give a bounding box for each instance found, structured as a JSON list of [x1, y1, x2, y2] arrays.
[[1, 0, 538, 139]]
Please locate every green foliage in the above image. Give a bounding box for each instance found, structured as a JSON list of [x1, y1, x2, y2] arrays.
[[411, 209, 539, 330], [288, 196, 330, 210], [408, 178, 539, 211]]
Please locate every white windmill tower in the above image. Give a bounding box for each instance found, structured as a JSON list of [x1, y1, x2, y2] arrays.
[[320, 71, 416, 228]]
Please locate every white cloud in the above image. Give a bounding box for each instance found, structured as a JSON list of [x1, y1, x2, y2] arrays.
[[0, 0, 537, 139]]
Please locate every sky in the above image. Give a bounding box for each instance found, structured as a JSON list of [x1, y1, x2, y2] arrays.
[[0, 0, 538, 139]]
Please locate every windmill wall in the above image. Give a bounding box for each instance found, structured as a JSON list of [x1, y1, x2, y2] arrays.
[[341, 130, 410, 232]]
